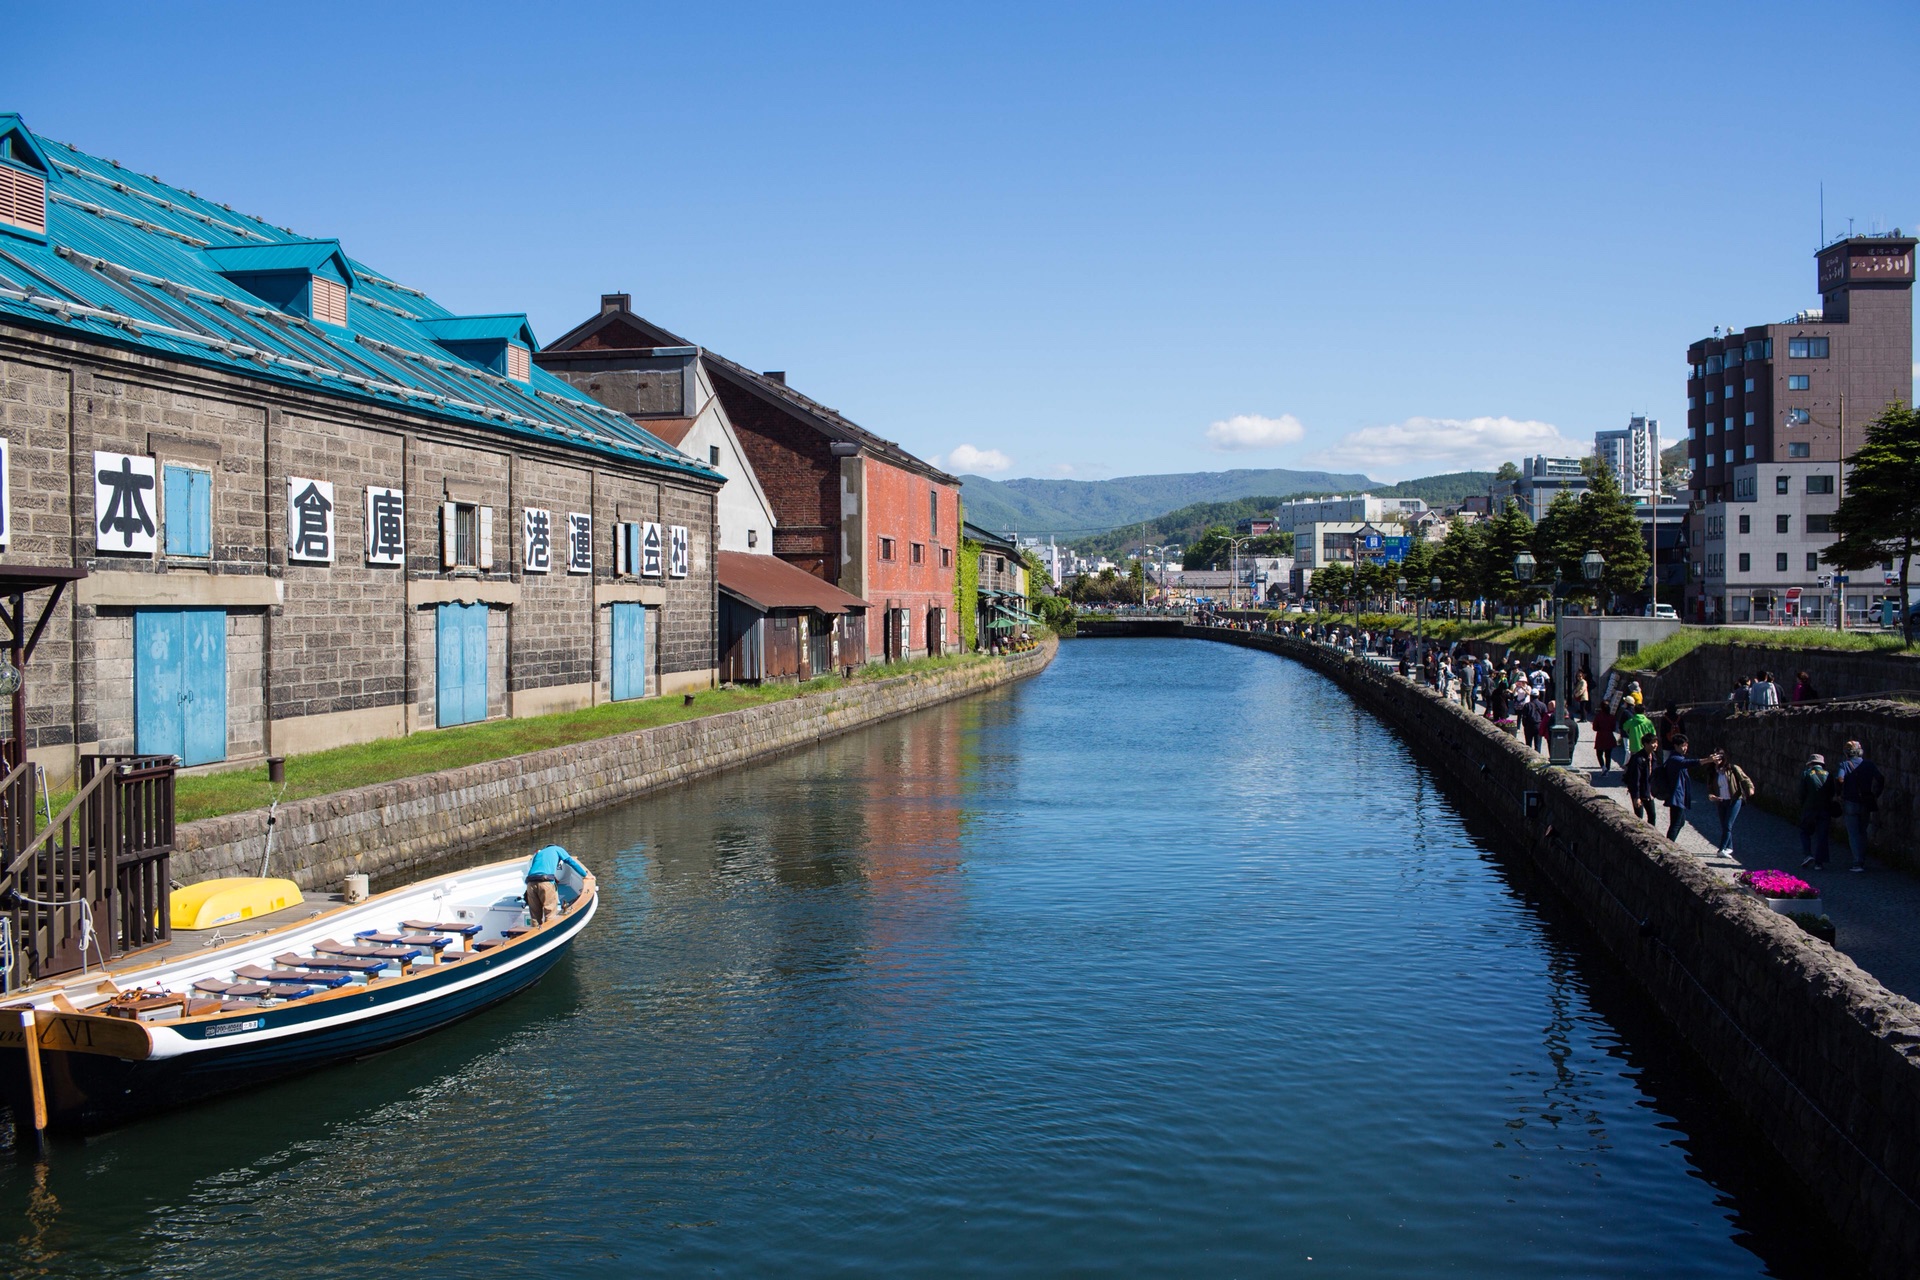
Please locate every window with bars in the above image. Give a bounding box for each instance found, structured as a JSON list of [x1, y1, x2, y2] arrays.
[[310, 276, 349, 327], [0, 164, 46, 236]]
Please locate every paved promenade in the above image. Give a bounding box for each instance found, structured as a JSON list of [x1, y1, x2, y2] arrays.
[[1578, 756, 1920, 1003]]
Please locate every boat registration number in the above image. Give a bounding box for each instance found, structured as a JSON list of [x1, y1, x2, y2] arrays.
[[203, 1018, 263, 1038]]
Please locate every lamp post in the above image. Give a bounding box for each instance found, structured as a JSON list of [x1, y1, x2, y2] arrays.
[[1582, 548, 1606, 616]]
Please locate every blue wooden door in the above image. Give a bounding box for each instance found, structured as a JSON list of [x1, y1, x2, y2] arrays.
[[135, 609, 227, 765], [612, 602, 646, 701], [436, 603, 488, 727]]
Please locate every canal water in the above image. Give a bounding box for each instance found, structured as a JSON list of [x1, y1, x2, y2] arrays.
[[2, 638, 1845, 1277]]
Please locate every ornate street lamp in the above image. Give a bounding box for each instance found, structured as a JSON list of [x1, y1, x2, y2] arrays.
[[1582, 549, 1605, 615]]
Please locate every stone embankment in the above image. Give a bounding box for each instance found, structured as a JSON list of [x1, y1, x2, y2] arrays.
[[1123, 625, 1920, 1279], [177, 639, 1056, 890]]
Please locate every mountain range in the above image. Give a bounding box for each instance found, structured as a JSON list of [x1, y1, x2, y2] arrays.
[[956, 468, 1373, 537], [957, 467, 1496, 540]]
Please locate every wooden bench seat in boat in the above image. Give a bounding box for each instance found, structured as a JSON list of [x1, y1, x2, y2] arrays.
[[275, 952, 386, 974], [235, 965, 352, 988], [357, 930, 453, 951], [195, 980, 275, 998], [314, 939, 424, 964], [401, 919, 483, 937]]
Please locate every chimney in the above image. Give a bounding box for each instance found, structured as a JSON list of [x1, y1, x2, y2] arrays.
[[600, 293, 630, 316], [762, 370, 786, 384]]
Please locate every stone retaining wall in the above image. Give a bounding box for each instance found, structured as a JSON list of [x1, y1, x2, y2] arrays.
[[176, 639, 1056, 889], [1626, 640, 1920, 709], [1185, 624, 1920, 1279]]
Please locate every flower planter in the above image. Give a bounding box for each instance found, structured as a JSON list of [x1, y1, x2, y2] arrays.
[[1764, 896, 1823, 917]]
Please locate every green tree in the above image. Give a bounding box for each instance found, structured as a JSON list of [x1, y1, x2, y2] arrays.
[[1574, 460, 1652, 609], [1494, 460, 1522, 483], [1823, 401, 1920, 644], [1434, 517, 1489, 609], [1483, 499, 1542, 623], [1311, 561, 1353, 610], [1531, 489, 1588, 601]]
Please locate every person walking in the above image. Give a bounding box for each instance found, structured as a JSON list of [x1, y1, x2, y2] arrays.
[[1656, 701, 1686, 751], [1572, 667, 1591, 721], [1750, 670, 1780, 709], [1709, 751, 1754, 857], [1836, 740, 1886, 873], [1591, 700, 1618, 778], [1620, 702, 1660, 825], [1519, 692, 1547, 753], [1657, 735, 1705, 843], [1791, 670, 1820, 703], [1797, 752, 1834, 870], [1729, 677, 1752, 711]]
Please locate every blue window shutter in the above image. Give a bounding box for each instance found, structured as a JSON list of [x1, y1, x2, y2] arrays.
[[190, 469, 212, 556], [164, 466, 190, 555]]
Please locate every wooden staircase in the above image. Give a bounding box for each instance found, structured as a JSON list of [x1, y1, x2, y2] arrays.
[[0, 753, 177, 990]]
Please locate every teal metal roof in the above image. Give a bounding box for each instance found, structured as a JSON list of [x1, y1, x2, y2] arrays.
[[201, 239, 353, 284], [417, 314, 538, 347], [0, 114, 718, 481]]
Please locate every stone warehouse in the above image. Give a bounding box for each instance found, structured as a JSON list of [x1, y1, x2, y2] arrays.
[[0, 115, 722, 782]]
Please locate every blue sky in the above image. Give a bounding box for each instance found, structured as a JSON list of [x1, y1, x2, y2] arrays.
[[13, 2, 1919, 482]]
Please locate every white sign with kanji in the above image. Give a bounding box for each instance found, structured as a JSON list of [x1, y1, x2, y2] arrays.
[[641, 521, 662, 577], [365, 486, 405, 566], [524, 507, 553, 573], [287, 477, 336, 564], [94, 451, 158, 555], [567, 512, 593, 574], [669, 525, 690, 578]]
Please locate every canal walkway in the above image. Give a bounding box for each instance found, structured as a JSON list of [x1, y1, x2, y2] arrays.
[[1580, 764, 1920, 1004], [1350, 644, 1920, 1002]]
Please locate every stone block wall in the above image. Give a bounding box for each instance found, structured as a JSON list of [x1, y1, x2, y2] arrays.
[[1626, 640, 1920, 709], [176, 639, 1055, 894], [1187, 625, 1920, 1279]]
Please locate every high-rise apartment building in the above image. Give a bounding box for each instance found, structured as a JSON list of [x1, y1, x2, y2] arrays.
[[1489, 455, 1589, 521], [1684, 234, 1915, 623], [1595, 415, 1660, 498]]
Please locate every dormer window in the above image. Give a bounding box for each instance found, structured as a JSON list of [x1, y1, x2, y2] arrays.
[[0, 120, 51, 239], [418, 315, 540, 382], [203, 239, 355, 326]]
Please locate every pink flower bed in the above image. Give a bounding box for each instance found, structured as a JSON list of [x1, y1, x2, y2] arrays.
[[1738, 869, 1818, 900]]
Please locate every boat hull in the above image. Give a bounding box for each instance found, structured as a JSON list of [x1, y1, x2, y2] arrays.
[[4, 889, 594, 1134]]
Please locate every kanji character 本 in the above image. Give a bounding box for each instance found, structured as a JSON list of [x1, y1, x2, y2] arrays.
[[288, 477, 335, 563], [366, 487, 405, 566], [525, 508, 552, 572], [97, 455, 156, 549]]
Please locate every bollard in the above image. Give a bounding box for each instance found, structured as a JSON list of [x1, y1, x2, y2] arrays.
[[683, 693, 696, 707], [267, 755, 286, 785], [344, 874, 370, 903]]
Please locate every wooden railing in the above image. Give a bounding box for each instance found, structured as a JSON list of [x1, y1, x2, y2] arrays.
[[0, 754, 176, 989]]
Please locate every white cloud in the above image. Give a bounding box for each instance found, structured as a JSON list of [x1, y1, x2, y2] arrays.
[[1204, 413, 1307, 451], [1311, 416, 1575, 479], [943, 443, 1011, 474]]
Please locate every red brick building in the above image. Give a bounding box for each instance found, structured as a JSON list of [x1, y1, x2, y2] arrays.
[[539, 297, 961, 659]]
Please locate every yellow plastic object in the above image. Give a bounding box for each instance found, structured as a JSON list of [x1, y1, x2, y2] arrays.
[[168, 877, 305, 931]]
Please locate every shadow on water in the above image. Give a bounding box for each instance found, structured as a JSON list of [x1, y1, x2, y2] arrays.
[[1250, 645, 1859, 1279]]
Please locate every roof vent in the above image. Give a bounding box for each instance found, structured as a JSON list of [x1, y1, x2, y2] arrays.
[[763, 370, 786, 384], [600, 293, 631, 315], [0, 117, 51, 239]]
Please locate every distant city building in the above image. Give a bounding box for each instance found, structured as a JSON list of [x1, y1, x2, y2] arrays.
[[1684, 233, 1916, 624], [1275, 494, 1427, 536], [1289, 520, 1393, 595], [1595, 415, 1660, 499], [1490, 455, 1589, 522], [1233, 516, 1278, 535]]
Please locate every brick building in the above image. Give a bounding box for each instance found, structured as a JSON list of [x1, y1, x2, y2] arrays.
[[0, 116, 722, 781], [539, 296, 961, 659], [1684, 234, 1915, 623]]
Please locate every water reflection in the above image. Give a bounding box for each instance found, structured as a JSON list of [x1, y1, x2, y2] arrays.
[[0, 641, 1853, 1278]]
